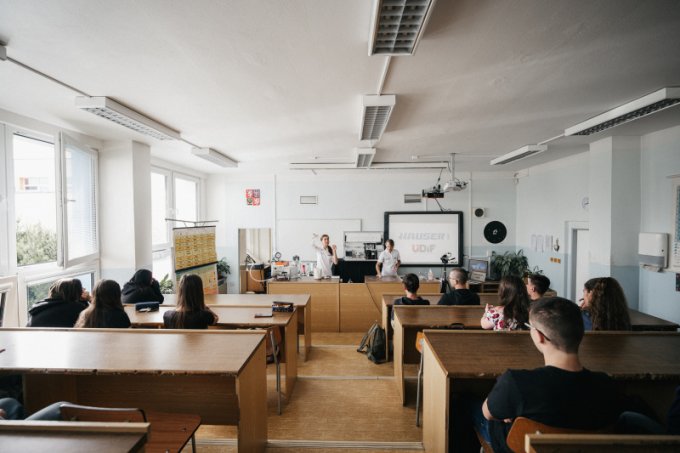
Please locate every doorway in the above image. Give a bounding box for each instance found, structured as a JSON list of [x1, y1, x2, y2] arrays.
[[566, 221, 590, 302], [238, 228, 272, 293]]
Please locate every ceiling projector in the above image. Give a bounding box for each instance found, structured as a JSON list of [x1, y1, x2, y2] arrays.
[[443, 178, 468, 192]]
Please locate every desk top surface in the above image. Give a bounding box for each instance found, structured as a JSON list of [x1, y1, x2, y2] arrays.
[[425, 330, 680, 379], [0, 328, 264, 375], [125, 305, 294, 327], [365, 276, 441, 284], [394, 305, 484, 327], [268, 276, 340, 285], [159, 293, 309, 307]]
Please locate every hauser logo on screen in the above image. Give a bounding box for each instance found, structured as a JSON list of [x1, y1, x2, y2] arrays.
[[398, 233, 449, 253], [387, 212, 462, 265]]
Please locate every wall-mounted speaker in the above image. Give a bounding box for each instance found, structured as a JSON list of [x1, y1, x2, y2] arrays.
[[474, 208, 485, 218]]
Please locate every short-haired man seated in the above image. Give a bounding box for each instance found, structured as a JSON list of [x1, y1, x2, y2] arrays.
[[526, 273, 551, 301], [479, 297, 627, 452], [437, 268, 480, 306]]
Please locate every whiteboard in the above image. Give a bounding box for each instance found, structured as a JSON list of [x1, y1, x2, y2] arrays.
[[276, 219, 362, 261]]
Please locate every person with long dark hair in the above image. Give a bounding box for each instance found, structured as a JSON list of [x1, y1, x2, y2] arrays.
[[75, 279, 130, 328], [27, 278, 89, 327], [580, 277, 631, 331], [481, 275, 529, 330], [311, 233, 338, 277], [121, 269, 164, 304], [163, 274, 218, 329]]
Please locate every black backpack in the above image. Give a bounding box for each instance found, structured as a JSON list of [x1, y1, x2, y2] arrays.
[[357, 321, 386, 364]]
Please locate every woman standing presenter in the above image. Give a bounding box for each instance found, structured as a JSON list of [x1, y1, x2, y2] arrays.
[[376, 239, 400, 278], [312, 233, 338, 277]]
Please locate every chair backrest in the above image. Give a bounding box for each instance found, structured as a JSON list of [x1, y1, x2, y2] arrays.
[[415, 323, 465, 353], [507, 417, 605, 453], [60, 403, 146, 423]]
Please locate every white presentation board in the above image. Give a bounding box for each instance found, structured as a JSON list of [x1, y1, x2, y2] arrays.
[[276, 219, 362, 262], [385, 212, 463, 266]]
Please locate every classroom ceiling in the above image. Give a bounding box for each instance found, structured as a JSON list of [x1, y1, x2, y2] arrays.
[[1, 0, 680, 175]]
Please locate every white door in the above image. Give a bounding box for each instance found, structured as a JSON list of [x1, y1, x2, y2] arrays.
[[572, 229, 590, 302]]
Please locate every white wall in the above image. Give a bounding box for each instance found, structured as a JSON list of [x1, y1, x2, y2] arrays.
[[516, 152, 590, 296], [639, 125, 680, 324], [207, 170, 517, 290]]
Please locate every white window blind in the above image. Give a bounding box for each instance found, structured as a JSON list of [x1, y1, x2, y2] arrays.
[[60, 133, 99, 267]]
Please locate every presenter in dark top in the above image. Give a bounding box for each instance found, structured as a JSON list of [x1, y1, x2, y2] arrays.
[[437, 268, 480, 305], [312, 233, 338, 277], [376, 239, 400, 278], [479, 297, 626, 452]]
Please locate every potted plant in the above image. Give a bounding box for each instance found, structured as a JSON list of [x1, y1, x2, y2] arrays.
[[490, 250, 529, 280], [217, 258, 231, 294], [159, 274, 174, 294]]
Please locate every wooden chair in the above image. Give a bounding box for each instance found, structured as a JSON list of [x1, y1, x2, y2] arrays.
[[60, 403, 200, 453], [506, 417, 606, 453], [526, 433, 680, 452], [266, 326, 283, 415], [415, 323, 465, 427]]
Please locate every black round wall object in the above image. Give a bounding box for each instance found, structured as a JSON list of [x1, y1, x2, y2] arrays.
[[484, 221, 507, 244], [474, 208, 485, 218]]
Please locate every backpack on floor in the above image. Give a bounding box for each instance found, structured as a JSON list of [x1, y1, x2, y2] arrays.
[[357, 321, 386, 364]]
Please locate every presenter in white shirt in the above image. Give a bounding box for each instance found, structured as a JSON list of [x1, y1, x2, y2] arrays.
[[376, 239, 401, 278], [312, 233, 338, 277]]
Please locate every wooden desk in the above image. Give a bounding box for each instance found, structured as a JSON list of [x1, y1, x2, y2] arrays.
[[159, 293, 312, 360], [392, 305, 485, 404], [421, 331, 680, 453], [380, 293, 454, 361], [269, 277, 340, 332], [0, 328, 268, 453], [629, 309, 679, 331], [0, 421, 149, 453], [125, 305, 297, 399], [526, 433, 680, 452]]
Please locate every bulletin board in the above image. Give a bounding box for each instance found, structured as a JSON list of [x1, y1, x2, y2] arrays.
[[172, 226, 218, 294], [276, 219, 362, 261]]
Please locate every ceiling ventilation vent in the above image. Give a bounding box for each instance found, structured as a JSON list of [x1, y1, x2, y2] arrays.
[[355, 148, 376, 168], [368, 0, 437, 56], [490, 145, 548, 166], [75, 96, 181, 141], [191, 147, 238, 167], [360, 95, 396, 142], [565, 87, 680, 136]]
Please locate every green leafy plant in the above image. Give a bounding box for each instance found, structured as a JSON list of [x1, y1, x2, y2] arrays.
[[491, 250, 529, 279], [216, 258, 231, 278], [16, 219, 57, 266], [159, 274, 174, 294]]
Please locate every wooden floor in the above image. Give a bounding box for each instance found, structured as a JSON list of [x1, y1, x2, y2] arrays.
[[194, 333, 424, 452]]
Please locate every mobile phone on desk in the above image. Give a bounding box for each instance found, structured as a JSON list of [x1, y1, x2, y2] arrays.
[[254, 312, 273, 318]]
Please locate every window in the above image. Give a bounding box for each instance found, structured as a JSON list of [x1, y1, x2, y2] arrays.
[[151, 168, 201, 281], [0, 124, 100, 325], [13, 134, 58, 267]]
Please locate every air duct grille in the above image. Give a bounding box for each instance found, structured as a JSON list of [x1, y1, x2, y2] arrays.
[[361, 106, 393, 141], [404, 194, 423, 203]]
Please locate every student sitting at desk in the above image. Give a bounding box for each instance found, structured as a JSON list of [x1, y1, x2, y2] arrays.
[[579, 277, 631, 331], [121, 269, 164, 304], [75, 280, 131, 328], [163, 274, 218, 329], [481, 276, 529, 331], [437, 268, 480, 306], [527, 273, 551, 301], [480, 297, 627, 452], [391, 273, 429, 326], [26, 278, 89, 328]]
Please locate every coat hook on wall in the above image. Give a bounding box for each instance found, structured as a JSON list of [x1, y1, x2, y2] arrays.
[[553, 238, 560, 252]]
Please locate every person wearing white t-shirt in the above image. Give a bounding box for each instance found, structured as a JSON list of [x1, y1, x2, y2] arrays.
[[312, 233, 338, 277], [376, 239, 401, 278]]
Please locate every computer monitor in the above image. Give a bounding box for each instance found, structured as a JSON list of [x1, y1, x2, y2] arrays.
[[468, 258, 489, 282]]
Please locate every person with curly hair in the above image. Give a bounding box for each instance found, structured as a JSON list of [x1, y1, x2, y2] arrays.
[[481, 275, 529, 331], [580, 277, 631, 331]]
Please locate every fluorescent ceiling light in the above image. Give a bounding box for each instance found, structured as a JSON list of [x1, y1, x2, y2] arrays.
[[355, 148, 376, 168], [289, 161, 446, 170], [565, 87, 680, 136], [368, 0, 437, 56], [360, 94, 396, 141], [490, 145, 548, 166], [75, 96, 180, 141], [191, 147, 238, 168]]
